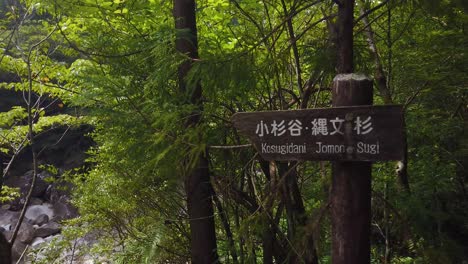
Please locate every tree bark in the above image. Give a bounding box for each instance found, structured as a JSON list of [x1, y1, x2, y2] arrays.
[[213, 192, 238, 264], [360, 6, 392, 105], [173, 0, 219, 263], [332, 1, 372, 263], [331, 74, 373, 264], [278, 163, 318, 264], [336, 0, 354, 74], [360, 4, 410, 192]]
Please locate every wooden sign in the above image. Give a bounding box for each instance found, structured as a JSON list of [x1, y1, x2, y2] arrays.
[[231, 105, 405, 161]]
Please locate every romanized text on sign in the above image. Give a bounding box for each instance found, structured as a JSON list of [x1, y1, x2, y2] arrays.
[[231, 105, 405, 161]]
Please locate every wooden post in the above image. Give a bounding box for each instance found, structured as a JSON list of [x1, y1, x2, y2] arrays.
[[331, 74, 373, 264], [332, 0, 372, 261]]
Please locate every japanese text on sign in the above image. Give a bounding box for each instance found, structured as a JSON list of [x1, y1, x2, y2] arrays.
[[255, 116, 373, 137], [231, 105, 405, 161]]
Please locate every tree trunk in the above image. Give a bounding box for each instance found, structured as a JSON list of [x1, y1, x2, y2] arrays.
[[336, 0, 354, 74], [360, 4, 410, 192], [331, 75, 373, 264], [360, 6, 392, 105], [173, 0, 219, 263], [213, 192, 239, 264], [331, 1, 372, 263], [0, 233, 11, 264], [278, 163, 318, 264]]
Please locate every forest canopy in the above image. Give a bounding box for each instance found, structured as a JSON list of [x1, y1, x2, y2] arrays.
[[0, 0, 466, 263]]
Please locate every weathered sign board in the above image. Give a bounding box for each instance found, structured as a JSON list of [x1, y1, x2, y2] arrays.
[[231, 105, 405, 161]]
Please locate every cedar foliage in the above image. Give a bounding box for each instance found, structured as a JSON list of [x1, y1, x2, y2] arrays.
[[0, 0, 466, 263]]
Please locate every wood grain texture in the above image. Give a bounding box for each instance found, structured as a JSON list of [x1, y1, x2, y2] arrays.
[[232, 105, 405, 161], [331, 72, 372, 264]]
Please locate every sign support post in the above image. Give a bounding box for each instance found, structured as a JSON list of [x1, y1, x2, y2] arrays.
[[232, 79, 404, 263], [232, 0, 400, 262], [331, 74, 373, 264]]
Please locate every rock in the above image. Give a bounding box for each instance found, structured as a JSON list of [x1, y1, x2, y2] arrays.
[[30, 197, 43, 206], [45, 182, 74, 203], [0, 209, 20, 228], [2, 230, 12, 241], [11, 240, 27, 263], [0, 224, 11, 233], [18, 222, 35, 244], [31, 237, 46, 247], [11, 240, 27, 264], [53, 199, 78, 220], [25, 203, 55, 221], [31, 214, 49, 226], [0, 87, 23, 112], [21, 171, 50, 199], [45, 185, 59, 203], [44, 234, 62, 243], [3, 171, 51, 209], [81, 255, 95, 264], [34, 125, 94, 171], [34, 221, 61, 238]]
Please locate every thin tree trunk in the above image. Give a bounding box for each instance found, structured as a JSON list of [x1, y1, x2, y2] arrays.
[[262, 224, 274, 264], [0, 23, 56, 263], [10, 45, 42, 253], [279, 0, 303, 98], [0, 157, 5, 229], [277, 163, 318, 264], [213, 192, 239, 264], [360, 3, 410, 192], [257, 159, 275, 264], [360, 7, 392, 104], [173, 0, 218, 263]]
